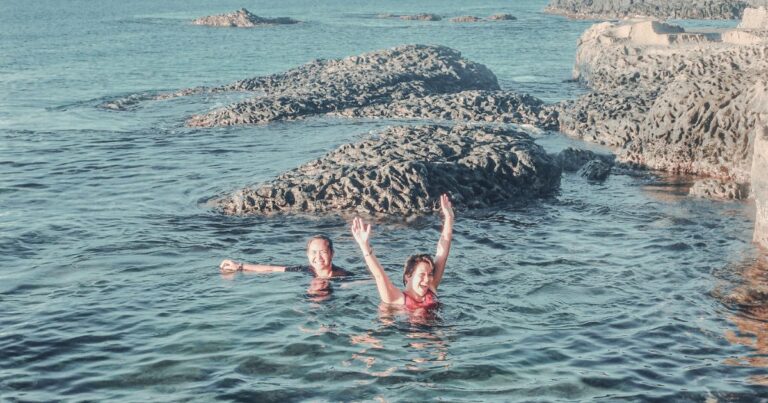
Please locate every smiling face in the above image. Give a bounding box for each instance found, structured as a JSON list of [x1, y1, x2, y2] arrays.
[[405, 261, 434, 298], [306, 238, 334, 273]]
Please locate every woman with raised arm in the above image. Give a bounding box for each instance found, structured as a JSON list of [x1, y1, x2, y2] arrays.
[[350, 194, 454, 309]]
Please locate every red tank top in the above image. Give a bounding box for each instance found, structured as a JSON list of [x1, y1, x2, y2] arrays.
[[403, 289, 439, 309]]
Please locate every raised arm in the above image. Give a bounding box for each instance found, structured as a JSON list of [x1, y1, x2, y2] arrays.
[[219, 259, 286, 273], [431, 194, 454, 290], [350, 217, 404, 304]]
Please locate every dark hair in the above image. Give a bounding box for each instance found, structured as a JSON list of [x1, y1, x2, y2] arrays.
[[403, 254, 434, 285], [306, 234, 334, 255]]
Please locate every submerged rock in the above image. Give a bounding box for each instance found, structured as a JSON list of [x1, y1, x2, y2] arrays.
[[555, 147, 615, 172], [192, 8, 299, 27], [488, 14, 517, 21], [544, 0, 756, 20], [451, 16, 483, 23], [578, 159, 612, 181], [215, 125, 562, 216], [399, 13, 443, 21]]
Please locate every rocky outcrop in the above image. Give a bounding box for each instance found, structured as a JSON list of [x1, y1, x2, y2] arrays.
[[544, 0, 768, 20], [555, 147, 615, 172], [552, 13, 768, 189], [751, 82, 768, 247], [215, 125, 561, 216], [192, 8, 299, 27], [102, 45, 551, 129], [331, 90, 559, 129]]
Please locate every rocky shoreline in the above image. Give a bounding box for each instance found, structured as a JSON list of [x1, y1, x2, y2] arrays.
[[545, 0, 768, 20], [215, 125, 562, 217], [551, 12, 768, 195]]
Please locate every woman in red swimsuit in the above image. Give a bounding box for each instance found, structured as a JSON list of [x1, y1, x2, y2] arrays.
[[351, 194, 454, 309]]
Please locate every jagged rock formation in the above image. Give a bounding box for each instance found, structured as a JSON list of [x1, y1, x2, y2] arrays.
[[215, 125, 561, 216], [101, 45, 552, 129], [544, 0, 768, 20], [555, 147, 615, 172], [551, 12, 768, 190], [331, 90, 559, 129], [578, 159, 612, 181], [192, 8, 299, 27]]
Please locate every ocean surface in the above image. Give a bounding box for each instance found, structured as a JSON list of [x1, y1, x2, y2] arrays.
[[1, 0, 766, 401]]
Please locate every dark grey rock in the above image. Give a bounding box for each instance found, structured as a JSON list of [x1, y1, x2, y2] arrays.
[[578, 159, 612, 181], [215, 125, 562, 216], [556, 147, 615, 171], [488, 13, 517, 20]]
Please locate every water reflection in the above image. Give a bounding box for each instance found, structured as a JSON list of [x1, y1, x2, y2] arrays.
[[723, 254, 768, 385], [306, 278, 333, 303], [344, 304, 451, 378]]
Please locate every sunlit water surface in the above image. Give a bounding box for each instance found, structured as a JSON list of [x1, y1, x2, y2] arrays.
[[1, 0, 765, 401]]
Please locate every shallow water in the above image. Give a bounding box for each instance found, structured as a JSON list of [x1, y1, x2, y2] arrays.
[[1, 0, 765, 401]]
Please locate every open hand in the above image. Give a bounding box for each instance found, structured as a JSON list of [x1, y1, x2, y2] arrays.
[[440, 193, 454, 221], [350, 217, 372, 247]]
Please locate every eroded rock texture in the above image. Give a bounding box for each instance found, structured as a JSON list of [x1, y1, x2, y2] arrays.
[[101, 45, 552, 129], [551, 13, 768, 188], [215, 125, 561, 216], [545, 0, 768, 20], [192, 8, 299, 27]]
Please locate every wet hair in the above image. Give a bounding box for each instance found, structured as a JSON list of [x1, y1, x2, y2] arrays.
[[403, 254, 434, 286], [306, 234, 334, 255]]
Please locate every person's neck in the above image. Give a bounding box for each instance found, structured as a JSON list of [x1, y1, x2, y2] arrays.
[[314, 265, 333, 278]]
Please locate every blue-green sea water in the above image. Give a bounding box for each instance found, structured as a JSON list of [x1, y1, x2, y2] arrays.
[[2, 0, 766, 401]]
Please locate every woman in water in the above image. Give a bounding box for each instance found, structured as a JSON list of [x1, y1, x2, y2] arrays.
[[350, 194, 454, 309]]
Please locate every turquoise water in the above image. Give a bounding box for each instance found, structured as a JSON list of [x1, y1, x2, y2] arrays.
[[1, 0, 765, 401]]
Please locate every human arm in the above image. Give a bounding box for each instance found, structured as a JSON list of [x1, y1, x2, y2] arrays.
[[431, 194, 454, 290], [350, 217, 404, 304], [219, 259, 287, 273]]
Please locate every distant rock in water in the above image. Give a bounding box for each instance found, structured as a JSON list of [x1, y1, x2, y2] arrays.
[[488, 13, 517, 21], [192, 8, 299, 27], [544, 0, 758, 19], [578, 159, 612, 181], [451, 16, 483, 23], [376, 13, 442, 21], [215, 125, 562, 216], [555, 147, 615, 172]]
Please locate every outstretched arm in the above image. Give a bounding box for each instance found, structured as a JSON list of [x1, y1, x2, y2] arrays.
[[351, 217, 404, 304], [432, 194, 454, 290], [219, 259, 286, 273]]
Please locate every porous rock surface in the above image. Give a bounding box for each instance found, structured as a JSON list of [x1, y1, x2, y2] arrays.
[[551, 12, 768, 188], [215, 125, 562, 216], [751, 81, 768, 247], [688, 179, 749, 199], [545, 0, 768, 20], [192, 8, 299, 27], [101, 45, 551, 129], [332, 90, 559, 129]]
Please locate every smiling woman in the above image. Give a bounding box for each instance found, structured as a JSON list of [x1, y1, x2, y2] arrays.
[[351, 194, 454, 309], [219, 234, 353, 278]]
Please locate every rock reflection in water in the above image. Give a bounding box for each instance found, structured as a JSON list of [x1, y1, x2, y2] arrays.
[[723, 254, 768, 386]]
